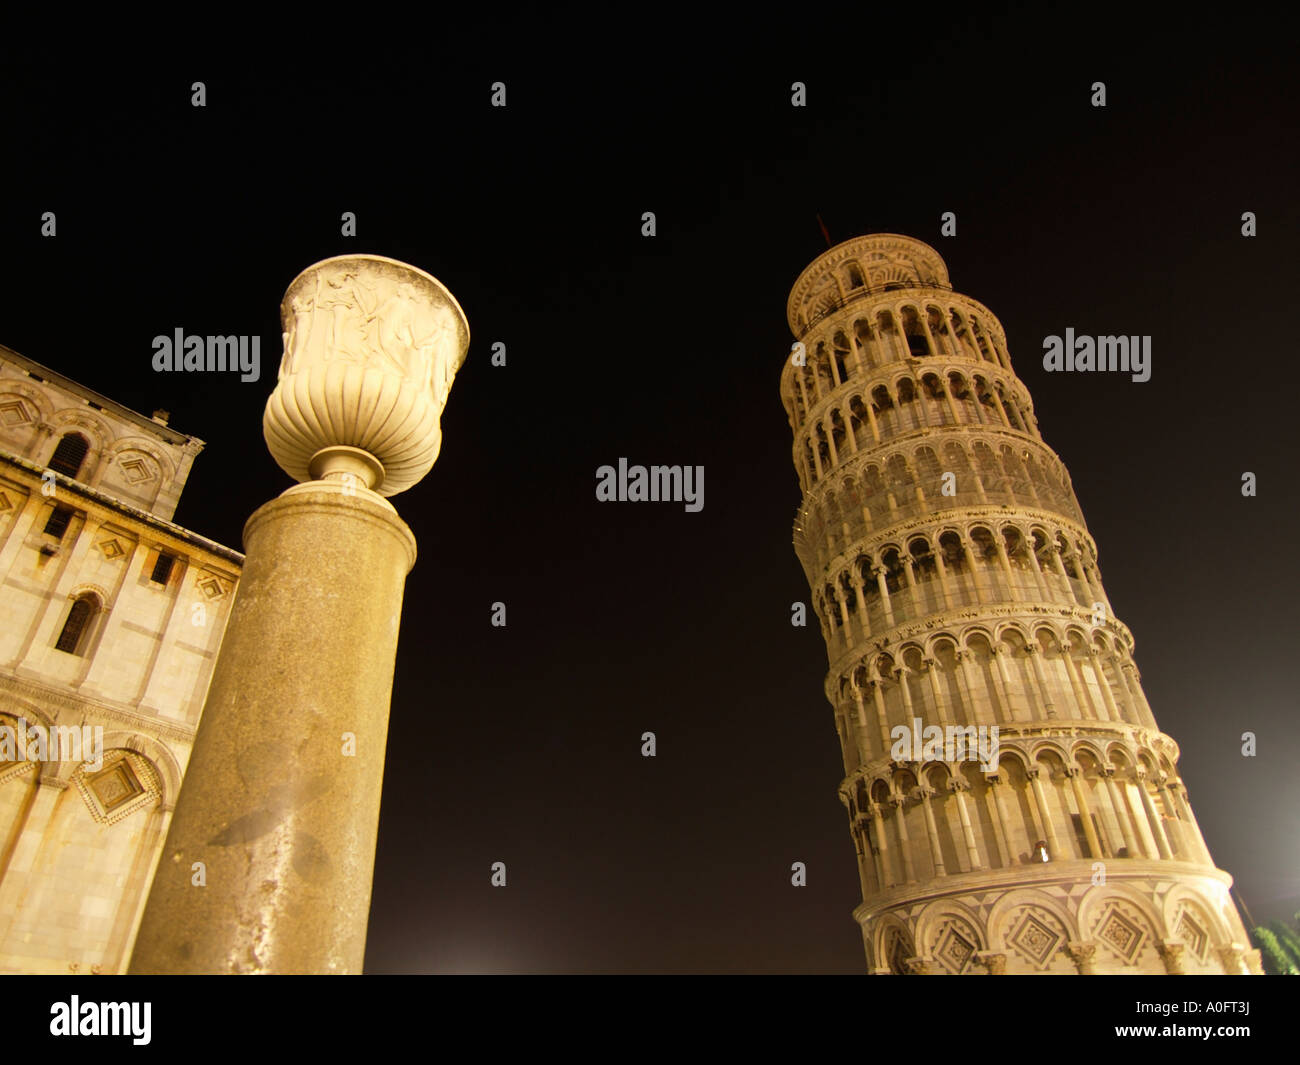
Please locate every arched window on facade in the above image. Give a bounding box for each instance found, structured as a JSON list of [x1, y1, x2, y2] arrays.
[[55, 594, 98, 655], [49, 432, 90, 478]]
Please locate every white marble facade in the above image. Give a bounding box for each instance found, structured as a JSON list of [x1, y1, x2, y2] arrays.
[[0, 344, 240, 973]]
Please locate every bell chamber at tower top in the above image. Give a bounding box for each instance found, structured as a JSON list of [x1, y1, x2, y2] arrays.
[[787, 234, 953, 337]]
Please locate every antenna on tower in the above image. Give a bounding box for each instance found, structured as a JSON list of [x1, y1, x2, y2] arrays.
[[816, 214, 832, 248], [1232, 886, 1258, 930]]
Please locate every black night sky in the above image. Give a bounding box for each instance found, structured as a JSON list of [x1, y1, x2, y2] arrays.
[[2, 10, 1296, 974]]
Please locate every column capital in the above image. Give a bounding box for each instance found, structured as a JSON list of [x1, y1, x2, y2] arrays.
[[975, 950, 1007, 975], [1158, 941, 1186, 975], [1066, 941, 1097, 974]]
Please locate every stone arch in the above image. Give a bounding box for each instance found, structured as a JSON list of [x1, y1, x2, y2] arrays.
[[915, 899, 987, 974], [949, 307, 979, 361], [1078, 882, 1167, 972], [899, 305, 929, 358], [895, 377, 922, 431], [0, 382, 54, 421], [924, 305, 953, 358], [873, 913, 915, 974], [1162, 885, 1233, 972], [874, 309, 901, 363], [96, 730, 183, 810], [852, 318, 879, 371], [100, 437, 176, 508], [0, 697, 56, 735], [968, 317, 998, 364], [986, 888, 1078, 973], [1069, 738, 1108, 767], [46, 409, 113, 466]]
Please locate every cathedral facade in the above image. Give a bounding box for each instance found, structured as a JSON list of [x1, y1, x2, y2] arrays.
[[782, 235, 1261, 974], [0, 344, 239, 973]]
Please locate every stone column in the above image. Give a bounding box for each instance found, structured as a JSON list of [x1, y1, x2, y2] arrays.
[[808, 428, 824, 481], [916, 785, 947, 877], [983, 773, 1012, 866], [794, 370, 813, 430], [869, 801, 895, 887], [849, 683, 872, 765], [869, 676, 892, 752], [873, 566, 895, 627], [1169, 781, 1214, 864], [932, 547, 956, 610], [923, 657, 950, 725], [130, 254, 470, 975], [1101, 768, 1140, 858], [850, 575, 870, 643], [950, 778, 982, 871], [1027, 767, 1063, 860], [1089, 647, 1126, 722], [891, 795, 918, 883], [861, 392, 882, 444], [1025, 643, 1056, 719], [1067, 767, 1102, 859], [1136, 772, 1174, 860]]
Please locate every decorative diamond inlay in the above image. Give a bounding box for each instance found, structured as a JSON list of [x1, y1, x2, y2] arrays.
[[198, 576, 227, 600], [98, 538, 125, 560], [0, 400, 31, 426], [1098, 907, 1145, 963], [89, 761, 144, 811], [1176, 912, 1209, 963], [935, 925, 976, 974], [1010, 913, 1062, 966], [0, 491, 12, 513], [74, 751, 160, 826], [118, 457, 155, 485]]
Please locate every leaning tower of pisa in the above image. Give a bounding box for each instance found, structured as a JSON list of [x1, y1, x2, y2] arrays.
[[782, 234, 1260, 975]]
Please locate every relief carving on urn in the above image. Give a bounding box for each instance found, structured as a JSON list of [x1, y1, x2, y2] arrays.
[[265, 254, 470, 497]]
